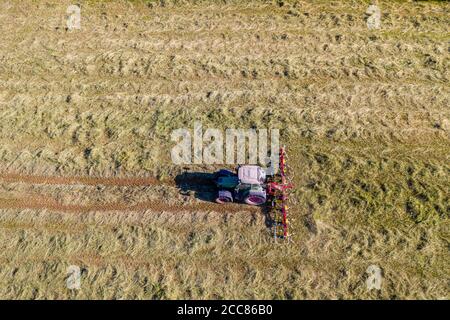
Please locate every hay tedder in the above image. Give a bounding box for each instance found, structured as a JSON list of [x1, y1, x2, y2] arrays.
[[213, 147, 293, 240]]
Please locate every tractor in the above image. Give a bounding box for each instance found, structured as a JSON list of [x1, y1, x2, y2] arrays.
[[212, 147, 293, 239], [213, 165, 268, 205]]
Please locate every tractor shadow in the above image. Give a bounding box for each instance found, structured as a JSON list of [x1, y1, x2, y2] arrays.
[[174, 171, 274, 228], [174, 172, 217, 203]]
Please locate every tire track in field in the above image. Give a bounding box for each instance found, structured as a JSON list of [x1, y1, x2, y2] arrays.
[[0, 172, 170, 186], [0, 196, 259, 214]]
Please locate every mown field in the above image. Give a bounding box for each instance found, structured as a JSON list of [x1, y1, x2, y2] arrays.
[[0, 0, 448, 299]]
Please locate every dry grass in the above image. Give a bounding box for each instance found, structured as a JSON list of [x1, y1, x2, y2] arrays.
[[0, 0, 448, 299]]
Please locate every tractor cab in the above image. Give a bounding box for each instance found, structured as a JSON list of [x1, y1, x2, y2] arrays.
[[238, 165, 266, 185]]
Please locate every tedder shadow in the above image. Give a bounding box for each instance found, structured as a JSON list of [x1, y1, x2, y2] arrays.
[[174, 171, 273, 228]]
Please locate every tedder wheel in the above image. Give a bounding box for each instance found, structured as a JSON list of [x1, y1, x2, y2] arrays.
[[215, 190, 233, 204]]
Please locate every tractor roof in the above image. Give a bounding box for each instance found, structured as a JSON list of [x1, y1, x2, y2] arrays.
[[238, 165, 266, 185]]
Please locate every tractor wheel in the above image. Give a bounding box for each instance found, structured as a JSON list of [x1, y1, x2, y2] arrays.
[[244, 194, 266, 206], [216, 190, 233, 204]]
